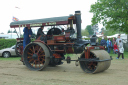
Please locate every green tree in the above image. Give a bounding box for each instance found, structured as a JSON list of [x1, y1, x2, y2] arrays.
[[101, 28, 116, 36], [85, 25, 94, 35], [90, 0, 128, 33], [81, 29, 89, 37], [7, 30, 12, 33]]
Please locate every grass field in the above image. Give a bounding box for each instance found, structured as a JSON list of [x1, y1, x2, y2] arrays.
[[110, 52, 128, 58], [0, 57, 20, 60], [0, 50, 127, 61]]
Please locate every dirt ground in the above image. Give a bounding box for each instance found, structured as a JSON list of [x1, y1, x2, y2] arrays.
[[0, 55, 128, 85]]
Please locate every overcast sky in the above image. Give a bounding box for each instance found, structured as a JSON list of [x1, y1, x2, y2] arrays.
[[0, 0, 98, 34]]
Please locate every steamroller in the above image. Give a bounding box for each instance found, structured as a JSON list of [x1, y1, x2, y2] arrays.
[[10, 10, 112, 73]]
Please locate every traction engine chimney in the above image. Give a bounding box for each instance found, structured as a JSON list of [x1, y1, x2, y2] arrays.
[[75, 11, 82, 40]]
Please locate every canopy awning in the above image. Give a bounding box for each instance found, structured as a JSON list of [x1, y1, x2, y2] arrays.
[[10, 15, 75, 28]]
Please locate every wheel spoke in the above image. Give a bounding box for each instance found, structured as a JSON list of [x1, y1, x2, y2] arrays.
[[40, 58, 45, 61], [41, 61, 44, 65], [35, 45, 39, 53], [33, 46, 35, 54], [29, 59, 34, 63], [29, 48, 34, 53], [27, 52, 33, 56], [39, 50, 44, 55], [27, 56, 32, 58], [37, 47, 41, 54]]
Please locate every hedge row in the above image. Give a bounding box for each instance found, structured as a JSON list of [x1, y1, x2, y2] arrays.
[[0, 38, 113, 50], [0, 39, 16, 50]]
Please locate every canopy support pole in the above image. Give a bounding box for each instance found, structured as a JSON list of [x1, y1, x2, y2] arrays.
[[14, 27, 19, 38], [19, 27, 21, 38]]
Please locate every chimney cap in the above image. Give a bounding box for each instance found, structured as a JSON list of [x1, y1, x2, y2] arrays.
[[75, 11, 81, 13]]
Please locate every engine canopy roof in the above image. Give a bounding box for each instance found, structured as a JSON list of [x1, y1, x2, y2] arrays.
[[10, 15, 76, 28]]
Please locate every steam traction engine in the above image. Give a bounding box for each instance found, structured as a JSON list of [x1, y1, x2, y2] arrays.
[[10, 11, 112, 73]]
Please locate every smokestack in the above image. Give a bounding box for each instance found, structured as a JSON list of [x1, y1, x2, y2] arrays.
[[75, 11, 82, 40]]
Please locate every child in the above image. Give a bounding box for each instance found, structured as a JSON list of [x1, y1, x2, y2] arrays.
[[116, 40, 124, 59], [113, 42, 119, 53]]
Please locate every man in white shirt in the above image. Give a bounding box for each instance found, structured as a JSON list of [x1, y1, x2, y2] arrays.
[[116, 35, 122, 46]]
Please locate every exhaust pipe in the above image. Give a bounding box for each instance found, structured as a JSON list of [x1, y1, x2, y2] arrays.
[[75, 11, 82, 40]]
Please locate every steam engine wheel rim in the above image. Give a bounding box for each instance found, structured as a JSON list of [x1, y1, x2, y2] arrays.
[[79, 52, 98, 73], [23, 42, 50, 71]]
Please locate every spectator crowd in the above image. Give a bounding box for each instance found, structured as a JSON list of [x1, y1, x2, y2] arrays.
[[100, 35, 124, 59]]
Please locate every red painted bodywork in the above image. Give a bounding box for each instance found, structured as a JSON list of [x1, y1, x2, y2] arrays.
[[53, 35, 65, 42], [65, 32, 70, 41], [53, 53, 61, 58], [85, 46, 105, 59]]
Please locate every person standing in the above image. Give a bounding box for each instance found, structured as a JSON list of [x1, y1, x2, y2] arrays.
[[116, 35, 122, 46], [100, 37, 106, 46], [112, 37, 116, 53], [112, 37, 116, 45], [107, 38, 112, 53], [36, 26, 45, 39], [23, 27, 32, 50], [100, 37, 106, 49], [116, 40, 124, 59]]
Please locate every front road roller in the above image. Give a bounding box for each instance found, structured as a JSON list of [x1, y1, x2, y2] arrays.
[[23, 42, 50, 71], [79, 49, 111, 74]]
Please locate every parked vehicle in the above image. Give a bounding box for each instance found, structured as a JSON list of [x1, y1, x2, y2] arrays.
[[0, 45, 17, 58]]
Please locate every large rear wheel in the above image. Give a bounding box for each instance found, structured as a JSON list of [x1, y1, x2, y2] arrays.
[[23, 42, 50, 71]]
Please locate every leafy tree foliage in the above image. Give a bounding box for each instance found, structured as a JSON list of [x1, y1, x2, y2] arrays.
[[81, 29, 89, 37], [90, 0, 128, 33], [7, 30, 12, 33], [85, 25, 94, 35], [101, 27, 117, 36]]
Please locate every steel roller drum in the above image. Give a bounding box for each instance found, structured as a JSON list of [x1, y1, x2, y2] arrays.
[[79, 50, 111, 73], [91, 50, 111, 73]]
